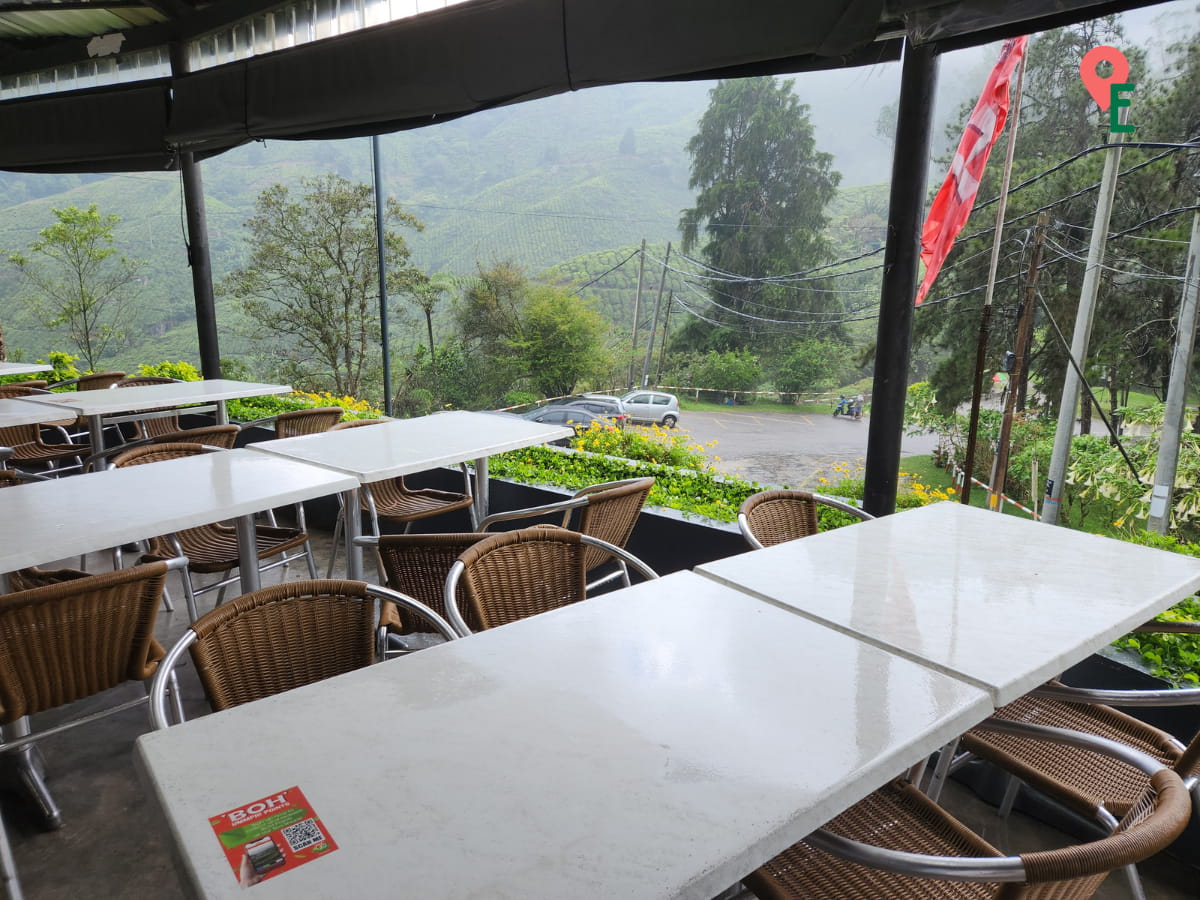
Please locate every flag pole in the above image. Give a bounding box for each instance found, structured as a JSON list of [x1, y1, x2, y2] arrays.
[[960, 52, 1026, 505]]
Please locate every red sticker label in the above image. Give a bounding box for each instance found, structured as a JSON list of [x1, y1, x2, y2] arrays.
[[209, 786, 338, 886]]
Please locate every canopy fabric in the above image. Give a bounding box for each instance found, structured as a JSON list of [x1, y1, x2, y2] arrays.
[[0, 0, 1165, 173]]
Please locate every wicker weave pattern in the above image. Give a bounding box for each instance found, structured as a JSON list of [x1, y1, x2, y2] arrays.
[[115, 376, 183, 438], [739, 490, 822, 547], [149, 424, 240, 449], [375, 533, 489, 633], [0, 386, 90, 464], [188, 579, 377, 711], [457, 528, 588, 630], [72, 371, 125, 391], [745, 779, 1000, 900], [962, 691, 1182, 818], [744, 770, 1189, 900], [274, 407, 344, 438], [574, 478, 654, 572], [111, 443, 311, 574], [0, 563, 168, 722]]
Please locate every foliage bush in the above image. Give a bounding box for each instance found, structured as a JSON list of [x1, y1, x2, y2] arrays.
[[226, 389, 382, 422], [0, 350, 80, 386], [137, 360, 202, 381], [695, 349, 762, 400], [571, 420, 716, 469]]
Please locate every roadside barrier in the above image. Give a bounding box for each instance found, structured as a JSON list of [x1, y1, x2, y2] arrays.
[[946, 462, 1040, 520]]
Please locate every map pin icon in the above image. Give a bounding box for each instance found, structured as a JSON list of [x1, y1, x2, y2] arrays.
[[1080, 46, 1130, 110]]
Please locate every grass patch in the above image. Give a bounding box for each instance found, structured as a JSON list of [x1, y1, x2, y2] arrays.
[[679, 396, 835, 416]]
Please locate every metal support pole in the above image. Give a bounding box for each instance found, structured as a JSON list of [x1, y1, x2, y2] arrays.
[[641, 242, 670, 387], [863, 40, 940, 517], [372, 135, 393, 416], [655, 291, 674, 386], [170, 43, 220, 379], [989, 213, 1049, 508], [1147, 207, 1200, 534], [629, 239, 646, 389], [1042, 111, 1128, 525], [960, 55, 1025, 505]]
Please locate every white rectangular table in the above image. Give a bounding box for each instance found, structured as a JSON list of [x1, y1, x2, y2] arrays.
[[246, 410, 573, 577], [22, 379, 292, 452], [0, 361, 51, 376], [136, 571, 991, 900], [698, 502, 1200, 706], [0, 397, 77, 428], [0, 449, 356, 595]]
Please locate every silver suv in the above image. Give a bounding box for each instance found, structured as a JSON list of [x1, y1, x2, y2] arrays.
[[619, 390, 679, 428]]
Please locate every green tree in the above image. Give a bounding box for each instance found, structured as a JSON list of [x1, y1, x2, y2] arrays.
[[455, 262, 610, 402], [772, 339, 851, 398], [678, 76, 841, 350], [406, 271, 456, 403], [7, 203, 144, 370], [696, 349, 762, 396], [222, 174, 424, 399], [515, 285, 608, 397]]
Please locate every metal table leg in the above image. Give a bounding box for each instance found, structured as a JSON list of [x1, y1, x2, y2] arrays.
[[471, 456, 489, 530], [344, 487, 363, 580], [234, 514, 261, 593]]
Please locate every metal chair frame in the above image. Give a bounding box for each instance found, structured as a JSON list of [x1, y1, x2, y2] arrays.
[[442, 529, 658, 636], [147, 581, 457, 730], [0, 561, 187, 830], [750, 719, 1191, 899]]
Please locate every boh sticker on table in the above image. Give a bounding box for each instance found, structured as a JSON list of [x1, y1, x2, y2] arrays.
[[209, 786, 338, 886]]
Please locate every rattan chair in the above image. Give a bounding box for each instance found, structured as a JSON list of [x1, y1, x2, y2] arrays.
[[958, 674, 1200, 896], [240, 406, 345, 439], [443, 527, 658, 635], [324, 419, 474, 575], [0, 562, 183, 829], [146, 579, 457, 729], [360, 532, 492, 640], [478, 477, 654, 590], [113, 376, 186, 439], [0, 386, 89, 474], [46, 371, 127, 443], [111, 442, 317, 621], [743, 720, 1192, 900], [737, 488, 874, 549]]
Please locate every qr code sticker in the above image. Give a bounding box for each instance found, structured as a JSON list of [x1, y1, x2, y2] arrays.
[[281, 817, 325, 853]]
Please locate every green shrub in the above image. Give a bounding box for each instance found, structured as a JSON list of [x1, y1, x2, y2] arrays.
[[137, 360, 202, 381]]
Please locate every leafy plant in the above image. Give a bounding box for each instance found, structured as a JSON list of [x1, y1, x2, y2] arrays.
[[137, 360, 202, 381]]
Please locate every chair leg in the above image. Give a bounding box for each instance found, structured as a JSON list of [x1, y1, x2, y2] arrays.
[[160, 584, 175, 614], [326, 509, 345, 579], [7, 719, 61, 830], [0, 806, 25, 900], [167, 670, 185, 726], [1123, 863, 1148, 900], [180, 569, 199, 622], [215, 570, 234, 606]]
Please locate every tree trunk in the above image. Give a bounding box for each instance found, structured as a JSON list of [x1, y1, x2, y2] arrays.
[[425, 310, 439, 403], [1080, 390, 1092, 435]]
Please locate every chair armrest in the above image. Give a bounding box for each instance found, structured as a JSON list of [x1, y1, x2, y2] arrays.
[[808, 718, 1185, 882], [478, 495, 587, 531], [236, 416, 275, 430], [1029, 681, 1200, 708], [1132, 620, 1200, 635]]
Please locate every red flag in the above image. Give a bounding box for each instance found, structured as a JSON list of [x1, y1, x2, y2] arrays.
[[915, 36, 1028, 306]]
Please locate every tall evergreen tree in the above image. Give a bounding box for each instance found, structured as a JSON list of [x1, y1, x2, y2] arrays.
[[677, 77, 841, 351]]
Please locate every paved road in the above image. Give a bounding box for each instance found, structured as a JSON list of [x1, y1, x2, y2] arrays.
[[676, 409, 938, 490]]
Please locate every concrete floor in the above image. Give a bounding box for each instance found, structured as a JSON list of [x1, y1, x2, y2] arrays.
[[3, 528, 1198, 900]]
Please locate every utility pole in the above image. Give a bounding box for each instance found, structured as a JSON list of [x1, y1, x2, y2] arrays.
[[641, 242, 671, 387], [655, 291, 674, 386], [960, 53, 1025, 506], [1042, 109, 1129, 525], [629, 239, 646, 388], [989, 212, 1048, 509], [1146, 206, 1200, 534]]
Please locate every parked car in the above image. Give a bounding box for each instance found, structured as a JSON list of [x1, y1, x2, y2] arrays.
[[567, 395, 629, 427], [519, 405, 603, 445], [619, 389, 680, 428]]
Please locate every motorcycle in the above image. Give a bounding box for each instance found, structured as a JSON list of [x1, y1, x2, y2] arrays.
[[833, 396, 863, 419]]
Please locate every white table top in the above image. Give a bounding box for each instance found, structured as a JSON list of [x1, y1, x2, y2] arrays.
[[698, 502, 1200, 706], [0, 449, 356, 574], [136, 571, 989, 900], [20, 379, 291, 416], [0, 397, 75, 428], [245, 410, 573, 483], [0, 361, 51, 376]]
